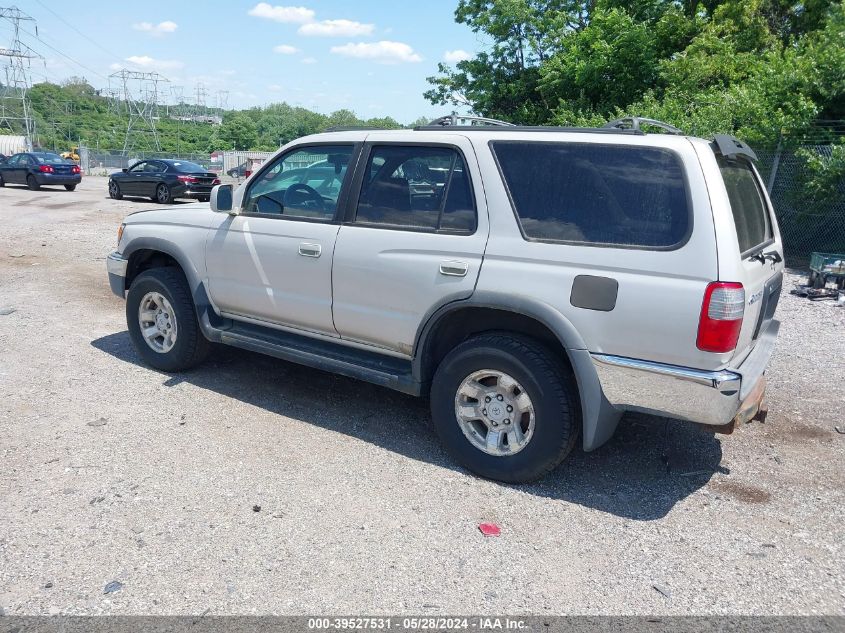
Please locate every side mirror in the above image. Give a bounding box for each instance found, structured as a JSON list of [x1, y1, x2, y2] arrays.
[[122, 168, 128, 173], [210, 184, 235, 214]]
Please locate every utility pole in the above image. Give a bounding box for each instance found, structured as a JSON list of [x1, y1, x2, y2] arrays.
[[0, 6, 41, 147]]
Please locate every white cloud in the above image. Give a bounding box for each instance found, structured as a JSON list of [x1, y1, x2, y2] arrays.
[[298, 19, 374, 37], [248, 3, 314, 23], [330, 41, 422, 64], [301, 57, 317, 64], [443, 49, 472, 63], [273, 44, 300, 54], [268, 84, 283, 91], [121, 55, 185, 71], [132, 21, 178, 37]]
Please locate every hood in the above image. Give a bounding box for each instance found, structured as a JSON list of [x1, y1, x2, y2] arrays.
[[123, 203, 213, 228]]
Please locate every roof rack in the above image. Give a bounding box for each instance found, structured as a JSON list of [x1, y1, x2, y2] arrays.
[[603, 117, 684, 135], [426, 114, 516, 127]]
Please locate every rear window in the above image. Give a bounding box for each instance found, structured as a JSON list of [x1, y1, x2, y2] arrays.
[[717, 156, 772, 254], [33, 153, 65, 164], [491, 142, 691, 248]]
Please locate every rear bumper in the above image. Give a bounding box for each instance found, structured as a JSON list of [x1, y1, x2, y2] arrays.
[[36, 173, 81, 185], [106, 251, 128, 298], [591, 320, 779, 426], [173, 184, 214, 199]]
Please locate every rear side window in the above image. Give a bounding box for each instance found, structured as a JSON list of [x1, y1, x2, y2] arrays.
[[491, 142, 691, 248], [355, 145, 477, 234], [717, 156, 772, 254]]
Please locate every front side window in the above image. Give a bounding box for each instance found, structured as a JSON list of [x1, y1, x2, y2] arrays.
[[242, 146, 353, 220], [492, 142, 691, 248], [354, 145, 476, 233], [717, 156, 772, 254], [128, 162, 146, 173]]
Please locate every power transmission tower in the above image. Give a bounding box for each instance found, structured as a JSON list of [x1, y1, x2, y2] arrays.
[[193, 82, 207, 122], [108, 68, 170, 153], [0, 6, 41, 146], [169, 85, 184, 117], [216, 90, 229, 113]]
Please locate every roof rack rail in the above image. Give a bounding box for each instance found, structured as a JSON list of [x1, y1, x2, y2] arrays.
[[323, 125, 382, 132], [413, 124, 644, 135], [603, 117, 684, 135], [425, 114, 517, 128]]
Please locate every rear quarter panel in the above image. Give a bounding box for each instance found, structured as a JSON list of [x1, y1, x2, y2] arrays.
[[691, 140, 785, 367], [473, 133, 731, 370]]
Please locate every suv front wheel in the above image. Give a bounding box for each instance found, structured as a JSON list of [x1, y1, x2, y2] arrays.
[[430, 333, 579, 484], [126, 268, 210, 371]]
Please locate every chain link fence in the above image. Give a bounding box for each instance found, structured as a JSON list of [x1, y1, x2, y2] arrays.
[[755, 144, 845, 265], [78, 149, 215, 176]]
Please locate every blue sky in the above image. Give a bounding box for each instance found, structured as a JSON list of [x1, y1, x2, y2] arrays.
[[10, 1, 482, 123]]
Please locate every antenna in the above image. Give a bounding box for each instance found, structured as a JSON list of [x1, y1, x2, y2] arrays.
[[0, 6, 42, 147]]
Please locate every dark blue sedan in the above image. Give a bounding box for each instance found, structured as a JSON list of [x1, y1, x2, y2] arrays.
[[0, 152, 81, 191]]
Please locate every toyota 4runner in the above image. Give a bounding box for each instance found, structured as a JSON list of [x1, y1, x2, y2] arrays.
[[106, 117, 784, 483]]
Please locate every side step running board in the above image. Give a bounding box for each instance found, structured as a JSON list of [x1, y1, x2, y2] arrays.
[[218, 322, 421, 396]]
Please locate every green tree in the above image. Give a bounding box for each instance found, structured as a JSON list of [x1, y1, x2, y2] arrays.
[[215, 113, 258, 150]]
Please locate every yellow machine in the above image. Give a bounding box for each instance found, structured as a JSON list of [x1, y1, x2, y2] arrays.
[[60, 147, 80, 161]]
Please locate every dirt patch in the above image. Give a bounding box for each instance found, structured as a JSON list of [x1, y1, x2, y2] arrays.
[[710, 480, 772, 504], [788, 422, 834, 441]]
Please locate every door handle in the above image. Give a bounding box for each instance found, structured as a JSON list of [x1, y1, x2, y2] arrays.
[[298, 242, 322, 258], [439, 260, 469, 277]]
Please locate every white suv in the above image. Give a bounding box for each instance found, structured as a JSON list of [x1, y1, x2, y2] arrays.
[[106, 118, 784, 483]]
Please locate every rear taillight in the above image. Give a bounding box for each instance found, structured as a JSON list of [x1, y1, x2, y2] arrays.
[[212, 178, 221, 185], [39, 165, 54, 173], [177, 175, 198, 184], [71, 165, 81, 174], [697, 282, 745, 353]]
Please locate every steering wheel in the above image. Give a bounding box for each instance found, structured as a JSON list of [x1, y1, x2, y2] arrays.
[[284, 183, 324, 210]]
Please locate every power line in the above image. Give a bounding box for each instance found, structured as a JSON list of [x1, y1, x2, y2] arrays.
[[16, 22, 108, 81], [32, 0, 124, 63]]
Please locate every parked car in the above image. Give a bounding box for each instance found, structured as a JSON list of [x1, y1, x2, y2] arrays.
[[0, 152, 81, 190], [108, 159, 220, 204], [106, 120, 784, 483], [226, 162, 248, 178]]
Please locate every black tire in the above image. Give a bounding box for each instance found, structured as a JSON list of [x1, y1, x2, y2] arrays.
[[27, 175, 40, 191], [156, 183, 173, 204], [0, 173, 5, 187], [126, 268, 210, 372], [64, 184, 76, 191], [108, 180, 122, 200], [430, 332, 580, 484]]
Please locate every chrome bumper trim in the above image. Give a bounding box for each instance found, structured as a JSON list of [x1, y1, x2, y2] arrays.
[[106, 251, 128, 277], [591, 354, 742, 426]]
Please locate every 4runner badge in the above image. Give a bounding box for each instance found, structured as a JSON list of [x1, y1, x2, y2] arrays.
[[749, 290, 764, 305]]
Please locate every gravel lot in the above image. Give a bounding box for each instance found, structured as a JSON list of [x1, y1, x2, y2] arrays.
[[0, 176, 843, 616]]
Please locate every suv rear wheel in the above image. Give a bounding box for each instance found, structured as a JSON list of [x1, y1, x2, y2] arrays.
[[126, 268, 210, 371], [430, 333, 579, 483]]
